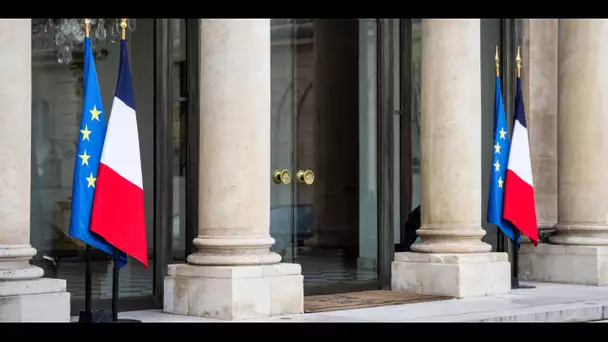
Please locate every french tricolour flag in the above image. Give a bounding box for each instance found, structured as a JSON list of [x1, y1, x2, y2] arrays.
[[90, 39, 148, 267], [503, 77, 539, 246]]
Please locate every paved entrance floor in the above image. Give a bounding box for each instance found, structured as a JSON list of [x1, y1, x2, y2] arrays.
[[116, 282, 608, 322]]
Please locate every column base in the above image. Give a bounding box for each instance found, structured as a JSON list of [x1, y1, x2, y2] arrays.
[[164, 263, 303, 320], [519, 244, 608, 285], [521, 224, 556, 244], [391, 252, 511, 298], [0, 278, 71, 322]]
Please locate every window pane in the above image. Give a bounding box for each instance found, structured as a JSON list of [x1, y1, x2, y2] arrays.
[[411, 19, 422, 214], [30, 18, 155, 302], [170, 19, 187, 263]]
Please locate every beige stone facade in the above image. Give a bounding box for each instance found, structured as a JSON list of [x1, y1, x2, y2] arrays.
[[0, 18, 606, 321], [0, 19, 71, 322], [519, 19, 608, 286]]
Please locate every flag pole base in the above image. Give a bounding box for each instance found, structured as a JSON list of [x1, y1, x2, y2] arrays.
[[78, 309, 113, 323], [112, 318, 142, 323], [511, 277, 536, 290]]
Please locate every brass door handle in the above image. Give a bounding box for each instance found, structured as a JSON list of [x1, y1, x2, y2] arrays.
[[296, 170, 315, 185], [273, 169, 292, 184]]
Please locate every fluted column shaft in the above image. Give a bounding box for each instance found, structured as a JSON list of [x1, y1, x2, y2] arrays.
[[0, 19, 44, 281], [411, 19, 491, 254], [187, 19, 281, 266], [550, 19, 608, 245], [522, 19, 558, 242]]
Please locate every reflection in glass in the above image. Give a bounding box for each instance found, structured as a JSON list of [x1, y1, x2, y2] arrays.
[[411, 19, 422, 213], [30, 18, 155, 301], [171, 19, 188, 263], [269, 19, 299, 262]]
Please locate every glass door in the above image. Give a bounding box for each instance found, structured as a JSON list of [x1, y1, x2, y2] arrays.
[[270, 19, 298, 263], [270, 19, 383, 294]]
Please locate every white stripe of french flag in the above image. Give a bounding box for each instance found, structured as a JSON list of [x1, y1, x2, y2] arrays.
[[503, 80, 539, 246]]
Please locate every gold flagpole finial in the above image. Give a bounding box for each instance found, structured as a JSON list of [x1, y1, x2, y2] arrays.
[[516, 46, 522, 78], [495, 46, 500, 77], [84, 19, 90, 38], [120, 18, 127, 40]]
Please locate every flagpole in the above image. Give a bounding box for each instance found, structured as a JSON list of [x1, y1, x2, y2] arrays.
[[110, 18, 128, 323], [495, 46, 506, 254], [78, 19, 94, 324], [112, 250, 119, 322], [511, 46, 535, 290], [510, 46, 521, 289], [110, 18, 141, 323]]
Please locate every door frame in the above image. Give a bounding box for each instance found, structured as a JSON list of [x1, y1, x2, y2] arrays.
[[155, 18, 201, 308], [184, 19, 200, 260], [152, 18, 173, 309], [377, 18, 396, 290]]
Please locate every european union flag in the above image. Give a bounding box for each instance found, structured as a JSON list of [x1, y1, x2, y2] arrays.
[[487, 74, 519, 243], [69, 36, 127, 267]]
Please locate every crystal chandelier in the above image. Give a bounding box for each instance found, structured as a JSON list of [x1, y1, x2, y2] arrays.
[[31, 19, 136, 65]]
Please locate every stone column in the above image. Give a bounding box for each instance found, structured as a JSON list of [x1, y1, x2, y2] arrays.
[[517, 19, 560, 279], [519, 19, 559, 245], [164, 19, 303, 320], [391, 19, 510, 298], [0, 19, 70, 322], [520, 19, 608, 286]]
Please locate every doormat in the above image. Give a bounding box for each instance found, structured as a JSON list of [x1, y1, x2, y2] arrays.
[[304, 290, 451, 313]]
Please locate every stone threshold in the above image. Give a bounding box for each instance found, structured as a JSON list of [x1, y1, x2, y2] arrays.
[[73, 282, 608, 322]]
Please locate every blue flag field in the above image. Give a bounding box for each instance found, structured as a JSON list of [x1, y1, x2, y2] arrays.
[[487, 74, 519, 243], [69, 36, 127, 267]]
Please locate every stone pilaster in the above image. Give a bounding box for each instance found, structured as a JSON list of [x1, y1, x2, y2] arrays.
[[163, 19, 303, 320], [391, 19, 510, 298], [520, 19, 608, 286], [518, 19, 558, 245], [0, 19, 70, 322]]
